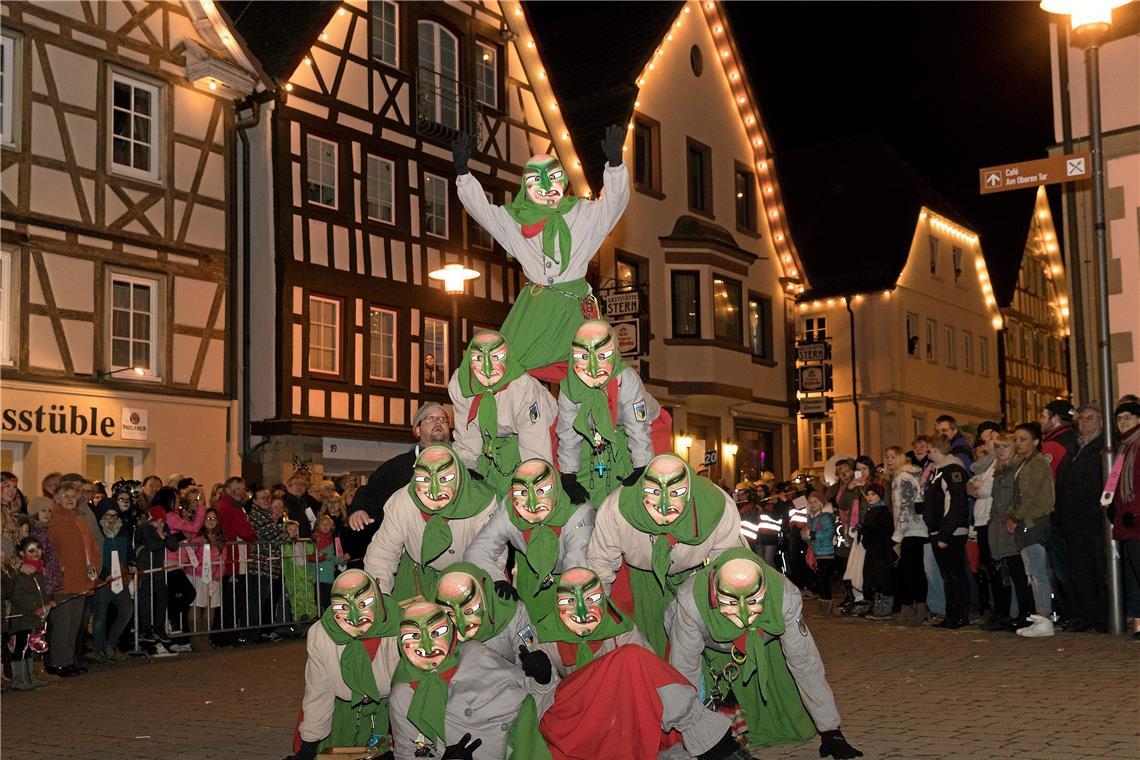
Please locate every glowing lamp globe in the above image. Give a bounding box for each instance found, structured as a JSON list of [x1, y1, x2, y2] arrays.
[[1040, 0, 1129, 35], [429, 264, 480, 294]]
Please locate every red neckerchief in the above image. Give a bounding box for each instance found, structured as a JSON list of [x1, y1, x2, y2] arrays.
[[408, 663, 460, 690], [732, 629, 760, 655], [521, 220, 547, 238], [363, 637, 383, 660], [419, 510, 445, 524], [467, 381, 512, 425], [521, 524, 562, 542], [556, 638, 604, 666], [605, 375, 620, 426]]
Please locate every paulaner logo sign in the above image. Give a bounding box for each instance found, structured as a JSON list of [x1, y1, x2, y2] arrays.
[[2, 404, 117, 437]]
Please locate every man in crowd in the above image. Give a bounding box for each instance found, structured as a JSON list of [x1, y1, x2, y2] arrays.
[[140, 475, 163, 508], [215, 476, 256, 639], [934, 415, 974, 471], [46, 481, 99, 676], [922, 436, 970, 629], [1055, 403, 1107, 632], [283, 472, 321, 539], [1040, 399, 1081, 625], [41, 471, 61, 498]]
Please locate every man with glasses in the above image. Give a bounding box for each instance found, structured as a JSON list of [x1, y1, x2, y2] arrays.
[[347, 403, 453, 550]]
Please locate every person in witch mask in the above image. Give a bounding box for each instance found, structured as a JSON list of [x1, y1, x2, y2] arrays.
[[586, 453, 742, 656], [556, 319, 672, 506], [364, 445, 500, 602], [91, 507, 135, 662], [452, 127, 629, 379], [388, 601, 556, 760], [434, 562, 552, 684], [287, 569, 403, 760], [665, 548, 862, 759], [531, 568, 749, 760], [463, 459, 594, 619], [449, 330, 557, 493]]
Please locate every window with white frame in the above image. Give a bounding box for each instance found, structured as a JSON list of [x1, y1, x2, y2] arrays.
[[423, 173, 448, 237], [928, 235, 938, 276], [110, 71, 161, 180], [944, 325, 956, 366], [475, 41, 497, 108], [925, 319, 936, 362], [308, 295, 340, 374], [85, 446, 143, 485], [810, 419, 834, 464], [366, 155, 395, 223], [417, 21, 459, 130], [979, 336, 989, 375], [1, 33, 16, 147], [369, 306, 397, 381], [0, 248, 12, 365], [963, 331, 974, 371], [0, 441, 26, 482], [369, 0, 399, 67], [306, 136, 338, 208], [109, 272, 159, 377], [423, 316, 448, 387], [802, 316, 827, 342], [905, 312, 919, 357]]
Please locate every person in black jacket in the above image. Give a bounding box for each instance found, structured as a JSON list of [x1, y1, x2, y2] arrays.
[[922, 435, 971, 629], [1056, 404, 1108, 632], [344, 403, 452, 556]]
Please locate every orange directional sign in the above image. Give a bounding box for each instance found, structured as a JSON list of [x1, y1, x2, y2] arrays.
[[979, 153, 1091, 195]]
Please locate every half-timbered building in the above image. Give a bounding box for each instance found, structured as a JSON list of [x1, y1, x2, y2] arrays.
[[0, 1, 257, 486], [222, 1, 586, 484]]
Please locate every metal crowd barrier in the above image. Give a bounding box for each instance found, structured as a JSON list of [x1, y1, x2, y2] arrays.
[[128, 539, 346, 654]]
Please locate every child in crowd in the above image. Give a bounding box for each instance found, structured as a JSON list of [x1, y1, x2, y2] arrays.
[[805, 487, 838, 617], [308, 513, 343, 610], [3, 537, 54, 690], [281, 519, 318, 621], [859, 483, 896, 620], [183, 508, 224, 645], [135, 506, 179, 654]]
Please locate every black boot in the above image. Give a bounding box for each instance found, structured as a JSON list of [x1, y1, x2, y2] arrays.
[[699, 730, 751, 760]]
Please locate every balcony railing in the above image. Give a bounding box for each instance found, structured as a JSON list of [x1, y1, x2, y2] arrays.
[[415, 66, 482, 143]]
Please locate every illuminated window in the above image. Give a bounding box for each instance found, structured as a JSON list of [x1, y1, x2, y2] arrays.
[[748, 295, 772, 359], [475, 41, 497, 108], [423, 316, 449, 387], [671, 271, 700, 338], [308, 295, 340, 374], [713, 276, 742, 343], [735, 167, 756, 232], [108, 272, 159, 378], [803, 316, 827, 342], [0, 33, 17, 147], [810, 420, 834, 464]]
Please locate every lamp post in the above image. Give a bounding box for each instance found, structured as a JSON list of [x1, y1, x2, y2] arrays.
[[428, 263, 481, 368], [1040, 0, 1128, 636]]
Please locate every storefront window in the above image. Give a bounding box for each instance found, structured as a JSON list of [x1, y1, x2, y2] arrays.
[[737, 427, 776, 484]]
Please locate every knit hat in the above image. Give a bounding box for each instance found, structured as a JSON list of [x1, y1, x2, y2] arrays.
[[176, 477, 199, 491], [975, 421, 1001, 441], [865, 482, 885, 500], [1044, 399, 1075, 422], [148, 506, 167, 522], [1115, 401, 1140, 419], [1075, 403, 1103, 416]]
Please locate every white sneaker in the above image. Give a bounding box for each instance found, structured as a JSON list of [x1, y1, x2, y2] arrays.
[[1016, 614, 1055, 638], [151, 643, 179, 658], [168, 643, 192, 653]]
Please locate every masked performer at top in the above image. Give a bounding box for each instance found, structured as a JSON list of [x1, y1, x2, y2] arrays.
[[452, 126, 629, 378], [364, 445, 500, 602], [665, 548, 863, 759], [449, 330, 556, 494], [586, 453, 742, 657], [557, 319, 671, 506]]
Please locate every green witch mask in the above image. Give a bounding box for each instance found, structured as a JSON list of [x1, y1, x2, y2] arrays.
[[641, 454, 692, 526], [412, 446, 461, 512], [468, 331, 508, 389], [570, 320, 619, 389], [329, 569, 381, 639], [510, 459, 558, 525], [713, 557, 768, 629], [399, 602, 455, 672], [555, 568, 605, 637], [435, 571, 486, 642], [523, 154, 567, 207]]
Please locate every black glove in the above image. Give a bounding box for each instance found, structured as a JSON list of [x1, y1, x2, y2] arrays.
[[467, 468, 485, 481], [819, 729, 863, 759], [561, 473, 590, 505], [697, 729, 750, 759], [621, 466, 646, 486], [285, 740, 319, 760], [453, 133, 472, 175], [600, 124, 625, 167], [518, 644, 552, 684], [442, 733, 483, 759], [493, 579, 519, 601]]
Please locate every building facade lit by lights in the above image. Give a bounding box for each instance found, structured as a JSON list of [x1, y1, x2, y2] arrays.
[[0, 1, 258, 486], [1047, 5, 1139, 401], [223, 1, 585, 483], [999, 187, 1071, 425], [530, 0, 806, 484], [778, 136, 1002, 467]]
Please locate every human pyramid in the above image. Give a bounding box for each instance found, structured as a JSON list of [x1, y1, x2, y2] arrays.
[[289, 128, 861, 760]]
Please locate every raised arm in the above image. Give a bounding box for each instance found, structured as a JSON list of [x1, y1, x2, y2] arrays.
[[579, 125, 630, 236]]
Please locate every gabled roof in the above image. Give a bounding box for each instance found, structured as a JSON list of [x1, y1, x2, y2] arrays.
[[218, 1, 338, 84], [525, 1, 683, 193], [778, 134, 973, 301]]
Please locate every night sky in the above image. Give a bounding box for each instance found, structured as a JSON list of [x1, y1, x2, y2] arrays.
[[723, 1, 1059, 295]]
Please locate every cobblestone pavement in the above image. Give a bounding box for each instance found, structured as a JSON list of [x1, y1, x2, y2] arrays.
[[3, 616, 1138, 760]]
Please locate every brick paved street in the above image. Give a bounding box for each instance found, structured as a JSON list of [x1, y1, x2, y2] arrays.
[[3, 617, 1138, 760]]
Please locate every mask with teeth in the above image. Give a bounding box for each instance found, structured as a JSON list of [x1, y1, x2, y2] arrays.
[[399, 602, 455, 672]]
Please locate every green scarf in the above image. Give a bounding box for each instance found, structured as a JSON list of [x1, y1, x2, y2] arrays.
[[408, 446, 496, 566], [534, 597, 633, 670], [317, 593, 402, 750], [506, 483, 578, 595], [503, 158, 580, 272], [506, 695, 554, 760], [456, 334, 526, 479], [438, 561, 517, 643], [391, 650, 461, 747], [560, 356, 627, 448], [694, 548, 815, 749]]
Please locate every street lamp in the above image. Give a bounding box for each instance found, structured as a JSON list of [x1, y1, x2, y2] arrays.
[[97, 366, 146, 380], [1040, 0, 1128, 636], [428, 263, 480, 294]]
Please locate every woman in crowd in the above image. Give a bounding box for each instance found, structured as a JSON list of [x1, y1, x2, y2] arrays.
[[1108, 398, 1140, 638], [885, 446, 927, 626], [208, 483, 225, 508], [164, 486, 206, 642], [2, 471, 26, 517], [1005, 423, 1056, 638], [319, 493, 348, 535], [968, 434, 1004, 629], [988, 433, 1033, 631]]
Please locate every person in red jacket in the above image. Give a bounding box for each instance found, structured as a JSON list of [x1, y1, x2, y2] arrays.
[[212, 476, 255, 640], [1039, 399, 1078, 481], [1109, 399, 1140, 639]]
